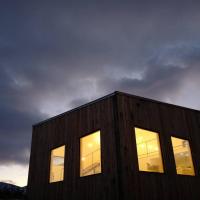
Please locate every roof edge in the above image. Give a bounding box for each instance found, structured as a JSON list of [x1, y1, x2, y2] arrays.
[[33, 90, 200, 127], [116, 91, 200, 113], [33, 91, 118, 127]]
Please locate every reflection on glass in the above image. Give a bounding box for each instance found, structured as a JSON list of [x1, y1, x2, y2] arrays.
[[171, 137, 195, 176], [50, 145, 65, 183], [135, 128, 164, 173], [80, 131, 101, 177]]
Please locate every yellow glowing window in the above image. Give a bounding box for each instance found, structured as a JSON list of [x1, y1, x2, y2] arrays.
[[134, 128, 164, 173], [171, 137, 195, 176], [49, 145, 65, 183], [80, 131, 101, 177]]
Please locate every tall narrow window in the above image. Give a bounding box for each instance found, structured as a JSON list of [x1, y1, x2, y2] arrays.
[[80, 130, 101, 177], [134, 128, 164, 173], [171, 137, 195, 176], [49, 145, 65, 183]]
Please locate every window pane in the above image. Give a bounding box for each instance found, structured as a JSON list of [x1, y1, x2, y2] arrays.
[[80, 131, 101, 177], [50, 145, 65, 183], [135, 128, 164, 173], [171, 137, 195, 176]]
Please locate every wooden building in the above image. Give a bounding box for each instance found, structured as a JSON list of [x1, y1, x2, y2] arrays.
[[27, 91, 200, 200]]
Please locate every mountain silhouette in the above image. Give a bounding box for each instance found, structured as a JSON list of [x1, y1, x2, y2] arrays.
[[0, 182, 26, 199]]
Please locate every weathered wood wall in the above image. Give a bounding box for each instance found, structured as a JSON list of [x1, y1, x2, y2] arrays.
[[28, 95, 120, 200], [116, 92, 200, 200], [28, 92, 200, 200]]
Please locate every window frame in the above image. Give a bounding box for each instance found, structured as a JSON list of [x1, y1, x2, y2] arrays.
[[49, 144, 66, 184], [133, 126, 165, 174], [170, 135, 196, 176], [79, 129, 103, 178]]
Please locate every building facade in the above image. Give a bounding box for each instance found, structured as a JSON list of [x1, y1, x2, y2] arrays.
[[28, 91, 200, 200]]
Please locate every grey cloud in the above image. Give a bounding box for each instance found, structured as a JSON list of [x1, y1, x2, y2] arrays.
[[98, 43, 200, 101], [70, 98, 90, 108], [0, 103, 45, 164], [1, 1, 200, 167]]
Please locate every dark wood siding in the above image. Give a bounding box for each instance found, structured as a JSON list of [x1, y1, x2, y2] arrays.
[[116, 92, 200, 200], [28, 96, 120, 200], [28, 92, 200, 200]]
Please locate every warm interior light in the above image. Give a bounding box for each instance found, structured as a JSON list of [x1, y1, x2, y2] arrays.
[[81, 157, 86, 161], [171, 137, 195, 176], [135, 128, 164, 173], [148, 145, 153, 149], [95, 135, 101, 145], [49, 145, 65, 183], [87, 143, 93, 148], [80, 131, 101, 177], [141, 144, 145, 148]]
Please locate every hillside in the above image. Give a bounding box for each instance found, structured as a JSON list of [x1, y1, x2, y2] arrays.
[[0, 182, 26, 199]]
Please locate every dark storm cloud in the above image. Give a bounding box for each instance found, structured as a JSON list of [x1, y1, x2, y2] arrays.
[[1, 1, 200, 166], [98, 44, 200, 100], [0, 106, 44, 164], [0, 67, 46, 164]]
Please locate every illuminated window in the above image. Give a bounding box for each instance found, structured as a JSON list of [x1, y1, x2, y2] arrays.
[[80, 131, 101, 177], [49, 145, 65, 183], [171, 137, 195, 176], [134, 128, 164, 173]]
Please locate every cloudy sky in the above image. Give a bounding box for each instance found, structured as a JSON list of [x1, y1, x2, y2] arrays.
[[1, 1, 200, 186]]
